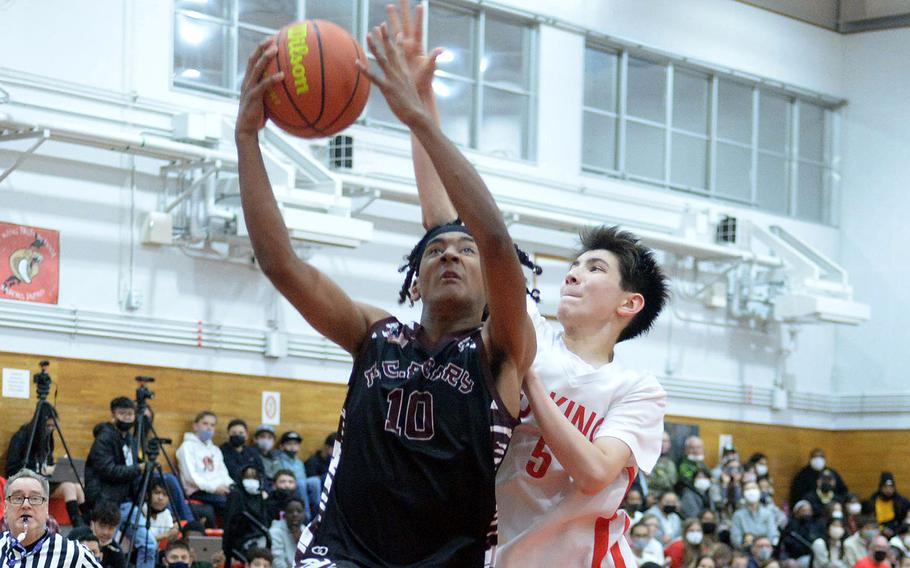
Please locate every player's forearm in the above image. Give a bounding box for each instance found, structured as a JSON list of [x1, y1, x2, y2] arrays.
[[236, 134, 297, 275], [525, 373, 623, 495], [408, 113, 510, 247], [411, 92, 457, 229]]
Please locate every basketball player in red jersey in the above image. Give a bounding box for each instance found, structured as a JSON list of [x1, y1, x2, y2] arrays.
[[390, 1, 671, 565]]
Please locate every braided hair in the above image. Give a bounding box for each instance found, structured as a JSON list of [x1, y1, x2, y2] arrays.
[[397, 219, 542, 307]]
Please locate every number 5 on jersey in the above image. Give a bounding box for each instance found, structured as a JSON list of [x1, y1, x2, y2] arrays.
[[384, 388, 435, 441], [526, 436, 552, 478]]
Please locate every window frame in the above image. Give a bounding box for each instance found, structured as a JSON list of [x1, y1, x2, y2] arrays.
[[582, 39, 842, 226]]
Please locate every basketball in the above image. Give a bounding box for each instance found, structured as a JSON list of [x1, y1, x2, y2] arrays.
[[264, 20, 370, 139]]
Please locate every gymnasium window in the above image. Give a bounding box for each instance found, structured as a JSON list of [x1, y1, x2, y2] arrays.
[[173, 0, 535, 161], [582, 42, 839, 225], [425, 2, 537, 160], [174, 1, 357, 94]]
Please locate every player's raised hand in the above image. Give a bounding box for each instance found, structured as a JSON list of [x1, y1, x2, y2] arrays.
[[357, 23, 432, 128], [386, 1, 442, 98], [236, 37, 283, 138]]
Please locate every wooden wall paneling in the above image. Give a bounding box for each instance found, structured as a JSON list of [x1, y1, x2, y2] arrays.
[[0, 352, 347, 475]]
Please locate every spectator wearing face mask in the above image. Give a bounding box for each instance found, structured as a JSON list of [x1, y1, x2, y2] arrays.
[[699, 510, 720, 549], [665, 519, 709, 568], [176, 411, 234, 515], [804, 470, 844, 519], [253, 425, 281, 485], [679, 437, 707, 485], [681, 467, 718, 519], [747, 454, 771, 481], [220, 419, 264, 484], [782, 500, 824, 562], [811, 517, 849, 568], [223, 466, 270, 566], [647, 431, 679, 496], [866, 472, 910, 537], [712, 447, 740, 483], [627, 521, 664, 566], [648, 491, 683, 544], [747, 536, 774, 568], [844, 515, 881, 567], [853, 535, 891, 568], [731, 482, 779, 550], [624, 489, 647, 526], [790, 449, 849, 507], [844, 494, 864, 536], [758, 478, 787, 530]]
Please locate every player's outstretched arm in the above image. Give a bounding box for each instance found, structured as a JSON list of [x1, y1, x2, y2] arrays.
[[524, 368, 633, 495], [236, 38, 389, 355], [358, 20, 535, 407], [386, 1, 458, 230]]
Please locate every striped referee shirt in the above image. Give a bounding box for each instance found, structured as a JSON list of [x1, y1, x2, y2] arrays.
[[0, 530, 101, 568]]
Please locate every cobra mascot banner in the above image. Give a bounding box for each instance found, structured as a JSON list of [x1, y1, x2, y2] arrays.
[[0, 222, 60, 304]]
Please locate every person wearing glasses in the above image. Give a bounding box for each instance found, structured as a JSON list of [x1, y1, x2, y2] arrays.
[[1, 468, 101, 568]]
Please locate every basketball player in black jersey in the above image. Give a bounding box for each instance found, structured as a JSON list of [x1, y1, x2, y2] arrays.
[[235, 19, 536, 567]]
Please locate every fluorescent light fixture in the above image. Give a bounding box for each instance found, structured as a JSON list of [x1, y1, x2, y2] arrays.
[[436, 49, 456, 65], [432, 79, 451, 98], [480, 56, 489, 73], [179, 19, 209, 46], [180, 68, 202, 79]]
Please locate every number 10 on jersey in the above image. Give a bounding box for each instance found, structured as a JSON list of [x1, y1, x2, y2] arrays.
[[384, 388, 435, 441]]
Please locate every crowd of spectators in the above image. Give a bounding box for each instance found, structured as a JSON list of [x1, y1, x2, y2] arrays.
[[2, 397, 336, 568], [623, 433, 910, 568]]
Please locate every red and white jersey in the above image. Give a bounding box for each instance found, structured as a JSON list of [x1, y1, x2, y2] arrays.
[[495, 299, 666, 568]]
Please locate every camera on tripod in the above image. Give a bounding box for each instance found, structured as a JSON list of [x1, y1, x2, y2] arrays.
[[33, 360, 52, 399], [135, 375, 155, 404]]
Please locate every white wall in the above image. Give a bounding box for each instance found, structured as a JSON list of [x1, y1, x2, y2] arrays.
[[0, 0, 892, 428], [835, 28, 910, 395]]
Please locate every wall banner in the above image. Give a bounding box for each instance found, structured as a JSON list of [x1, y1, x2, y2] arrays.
[[0, 222, 60, 304]]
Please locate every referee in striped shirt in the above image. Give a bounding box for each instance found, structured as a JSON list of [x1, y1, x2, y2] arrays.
[[1, 468, 100, 568]]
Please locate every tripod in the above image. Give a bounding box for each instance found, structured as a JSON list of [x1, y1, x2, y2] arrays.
[[22, 361, 85, 498], [120, 437, 183, 564], [133, 376, 180, 478]]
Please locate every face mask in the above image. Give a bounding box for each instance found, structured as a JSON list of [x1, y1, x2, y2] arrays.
[[662, 505, 678, 515], [686, 531, 704, 545], [702, 522, 717, 535], [229, 435, 246, 448], [880, 493, 894, 502], [744, 489, 762, 504], [242, 479, 261, 494], [283, 449, 297, 458], [873, 551, 887, 563], [820, 482, 834, 493], [687, 454, 704, 463], [756, 464, 769, 477], [847, 503, 862, 515], [862, 529, 879, 542], [115, 420, 133, 432], [626, 502, 643, 512], [829, 526, 845, 539], [695, 478, 712, 492], [168, 562, 190, 568], [632, 537, 650, 551], [257, 438, 274, 452], [273, 488, 294, 500], [831, 511, 844, 520], [756, 548, 773, 562], [197, 430, 213, 442], [810, 457, 826, 471]]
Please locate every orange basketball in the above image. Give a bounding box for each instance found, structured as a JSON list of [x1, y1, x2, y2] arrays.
[[264, 20, 370, 139]]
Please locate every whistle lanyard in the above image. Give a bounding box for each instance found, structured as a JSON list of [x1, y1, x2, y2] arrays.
[[4, 533, 50, 568]]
